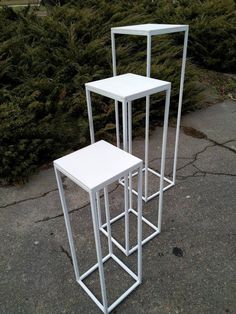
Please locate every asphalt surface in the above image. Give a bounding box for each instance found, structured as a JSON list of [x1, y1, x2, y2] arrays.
[[0, 100, 235, 314]]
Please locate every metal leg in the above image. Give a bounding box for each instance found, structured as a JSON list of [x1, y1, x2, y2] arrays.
[[144, 96, 150, 201], [111, 31, 117, 77], [137, 165, 143, 282], [124, 174, 130, 255], [173, 28, 189, 184], [146, 35, 151, 77], [143, 35, 152, 201], [128, 101, 133, 210], [115, 100, 120, 148], [86, 88, 95, 144], [111, 31, 121, 149], [158, 87, 171, 232], [54, 167, 80, 281], [104, 187, 113, 255], [96, 191, 102, 228], [90, 191, 108, 313], [128, 101, 132, 154], [129, 171, 133, 211], [122, 100, 128, 152]]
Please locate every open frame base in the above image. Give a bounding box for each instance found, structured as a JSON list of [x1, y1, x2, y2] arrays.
[[77, 253, 140, 313], [120, 167, 174, 202], [100, 208, 160, 256]]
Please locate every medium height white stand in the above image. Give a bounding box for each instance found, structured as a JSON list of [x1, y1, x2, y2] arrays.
[[86, 73, 171, 254], [111, 24, 189, 201]]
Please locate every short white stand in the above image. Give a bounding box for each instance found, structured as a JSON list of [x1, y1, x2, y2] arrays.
[[85, 74, 171, 254], [111, 24, 189, 201], [54, 140, 143, 313]]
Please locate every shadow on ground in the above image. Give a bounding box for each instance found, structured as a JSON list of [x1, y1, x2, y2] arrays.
[[0, 100, 235, 313]]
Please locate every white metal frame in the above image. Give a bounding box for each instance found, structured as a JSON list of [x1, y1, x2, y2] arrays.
[[111, 24, 189, 201], [85, 78, 171, 255], [54, 156, 143, 313]]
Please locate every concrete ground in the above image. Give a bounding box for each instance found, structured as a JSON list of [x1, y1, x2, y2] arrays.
[[0, 100, 235, 314]]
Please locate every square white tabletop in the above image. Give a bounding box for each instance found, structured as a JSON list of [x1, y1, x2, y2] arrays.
[[54, 140, 142, 192], [111, 23, 188, 36], [85, 73, 170, 102]]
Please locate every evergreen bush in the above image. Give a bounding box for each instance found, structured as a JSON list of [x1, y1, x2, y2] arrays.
[[0, 0, 234, 183]]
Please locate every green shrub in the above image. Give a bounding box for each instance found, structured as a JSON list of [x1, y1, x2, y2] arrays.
[[151, 0, 236, 72], [1, 0, 234, 183]]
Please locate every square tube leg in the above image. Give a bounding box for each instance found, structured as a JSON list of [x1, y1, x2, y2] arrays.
[[144, 95, 150, 201], [146, 34, 151, 77], [124, 174, 130, 255], [104, 187, 113, 255], [90, 191, 108, 313], [96, 191, 102, 228], [122, 100, 128, 152], [128, 100, 133, 212], [143, 34, 151, 200], [115, 100, 120, 148], [137, 165, 143, 281], [86, 88, 95, 144], [157, 87, 171, 232], [54, 167, 80, 281], [111, 31, 117, 77], [173, 28, 189, 183], [112, 32, 121, 149]]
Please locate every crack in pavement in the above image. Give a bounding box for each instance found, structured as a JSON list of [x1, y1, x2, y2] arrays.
[[1, 128, 234, 210], [60, 245, 73, 266], [172, 144, 236, 179], [0, 188, 58, 209], [147, 128, 235, 179], [168, 127, 236, 178], [181, 126, 236, 153], [35, 183, 120, 223], [35, 200, 90, 223], [176, 171, 236, 181], [168, 143, 216, 177]]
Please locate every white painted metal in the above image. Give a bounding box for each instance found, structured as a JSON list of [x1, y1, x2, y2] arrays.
[[173, 27, 189, 184], [122, 100, 128, 151], [128, 101, 132, 154], [146, 34, 151, 77], [158, 87, 171, 231], [124, 174, 129, 255], [90, 191, 108, 312], [100, 207, 160, 255], [85, 75, 171, 255], [111, 23, 188, 36], [54, 168, 80, 281], [96, 191, 102, 228], [86, 89, 95, 144], [137, 166, 142, 281], [111, 31, 120, 148], [111, 23, 189, 201], [100, 87, 170, 254], [144, 95, 150, 201], [104, 187, 113, 255], [54, 140, 141, 192], [111, 31, 117, 76], [115, 100, 120, 148], [54, 140, 143, 313], [80, 254, 110, 281], [85, 73, 170, 103]]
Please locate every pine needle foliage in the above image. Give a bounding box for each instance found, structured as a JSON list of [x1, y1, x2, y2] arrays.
[[0, 0, 234, 183]]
